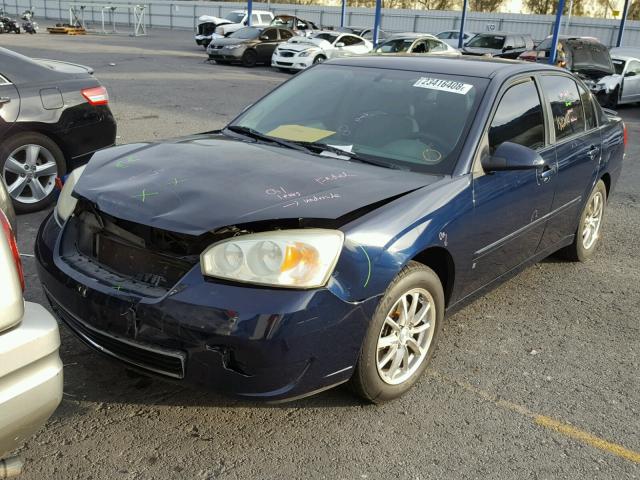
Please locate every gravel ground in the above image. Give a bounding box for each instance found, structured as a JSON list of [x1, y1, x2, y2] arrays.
[[2, 26, 639, 480]]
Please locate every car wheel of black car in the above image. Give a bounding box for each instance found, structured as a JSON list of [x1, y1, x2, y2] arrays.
[[350, 261, 444, 403], [0, 132, 65, 213], [241, 50, 258, 68], [563, 180, 607, 262], [313, 55, 326, 65]]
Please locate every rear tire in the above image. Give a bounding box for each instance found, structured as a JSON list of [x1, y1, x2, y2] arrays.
[[241, 49, 258, 68], [350, 261, 444, 403], [562, 180, 607, 262], [0, 132, 66, 214]]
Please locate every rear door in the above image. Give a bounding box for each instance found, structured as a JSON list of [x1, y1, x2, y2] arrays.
[[469, 76, 556, 293], [0, 73, 20, 140], [537, 74, 600, 249]]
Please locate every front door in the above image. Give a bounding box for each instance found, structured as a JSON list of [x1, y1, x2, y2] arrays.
[[467, 77, 556, 294], [622, 60, 640, 103], [255, 28, 279, 63]]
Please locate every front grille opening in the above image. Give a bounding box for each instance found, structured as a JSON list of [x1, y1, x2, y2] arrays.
[[64, 200, 241, 293]]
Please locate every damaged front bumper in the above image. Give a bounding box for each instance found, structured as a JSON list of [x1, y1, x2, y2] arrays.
[[35, 213, 379, 401]]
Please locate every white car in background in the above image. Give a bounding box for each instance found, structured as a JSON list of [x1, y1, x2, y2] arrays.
[[435, 30, 475, 48], [272, 31, 372, 72], [0, 178, 62, 476], [374, 34, 461, 56], [606, 47, 640, 106], [215, 10, 274, 37]]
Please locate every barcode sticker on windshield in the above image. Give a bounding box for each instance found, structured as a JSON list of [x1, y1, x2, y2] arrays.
[[413, 77, 473, 95]]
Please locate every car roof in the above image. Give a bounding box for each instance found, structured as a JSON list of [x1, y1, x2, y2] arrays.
[[329, 55, 560, 79], [231, 9, 271, 14], [474, 31, 527, 37], [387, 33, 438, 40]]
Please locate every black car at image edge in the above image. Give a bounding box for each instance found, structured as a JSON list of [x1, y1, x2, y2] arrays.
[[0, 47, 117, 213]]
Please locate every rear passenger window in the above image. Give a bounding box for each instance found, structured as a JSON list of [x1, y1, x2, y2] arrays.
[[489, 80, 545, 152], [542, 75, 586, 141], [578, 83, 597, 130]]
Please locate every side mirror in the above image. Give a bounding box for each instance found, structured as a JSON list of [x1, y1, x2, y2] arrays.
[[260, 35, 269, 40], [481, 142, 544, 172], [336, 42, 345, 48], [625, 70, 636, 77], [502, 45, 514, 52]]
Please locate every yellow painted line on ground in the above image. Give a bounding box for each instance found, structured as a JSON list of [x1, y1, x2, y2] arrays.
[[429, 371, 640, 464]]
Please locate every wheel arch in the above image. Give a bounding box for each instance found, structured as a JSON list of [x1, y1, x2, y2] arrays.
[[411, 246, 455, 307], [600, 172, 611, 198], [6, 124, 71, 169]]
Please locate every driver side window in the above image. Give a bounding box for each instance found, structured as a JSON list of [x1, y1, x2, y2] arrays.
[[489, 79, 545, 153]]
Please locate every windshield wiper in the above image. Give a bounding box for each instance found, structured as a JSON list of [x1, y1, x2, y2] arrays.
[[298, 142, 403, 170], [224, 125, 312, 154]]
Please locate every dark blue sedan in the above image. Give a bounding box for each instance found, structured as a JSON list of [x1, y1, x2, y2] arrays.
[[35, 56, 626, 403]]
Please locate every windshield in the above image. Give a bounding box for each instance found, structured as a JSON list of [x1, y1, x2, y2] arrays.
[[313, 32, 339, 43], [375, 38, 414, 53], [229, 65, 487, 174], [612, 59, 625, 75], [225, 12, 245, 23], [230, 27, 260, 39], [467, 35, 504, 49]]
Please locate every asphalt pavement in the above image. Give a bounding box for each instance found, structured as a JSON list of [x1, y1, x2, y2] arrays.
[[1, 26, 639, 480]]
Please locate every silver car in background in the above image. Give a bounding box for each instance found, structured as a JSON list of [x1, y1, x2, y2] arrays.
[[0, 177, 63, 477], [608, 47, 640, 106]]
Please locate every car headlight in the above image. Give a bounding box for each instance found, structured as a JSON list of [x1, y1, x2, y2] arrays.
[[226, 44, 242, 49], [297, 49, 314, 57], [200, 229, 344, 288], [55, 165, 86, 223]]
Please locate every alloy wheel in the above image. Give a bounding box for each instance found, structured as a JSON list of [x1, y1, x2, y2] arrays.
[[582, 191, 604, 250], [2, 144, 58, 204], [376, 287, 436, 385]]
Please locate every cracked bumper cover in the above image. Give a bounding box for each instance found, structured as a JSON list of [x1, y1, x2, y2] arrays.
[[35, 213, 379, 401]]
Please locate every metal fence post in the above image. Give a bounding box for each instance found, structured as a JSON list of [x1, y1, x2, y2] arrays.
[[169, 2, 172, 29], [193, 4, 196, 29], [412, 14, 418, 32]]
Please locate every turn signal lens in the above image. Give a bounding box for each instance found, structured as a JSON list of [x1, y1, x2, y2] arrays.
[[81, 86, 109, 106]]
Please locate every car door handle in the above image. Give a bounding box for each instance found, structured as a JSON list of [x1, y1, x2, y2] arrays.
[[0, 97, 11, 105], [587, 145, 600, 159], [538, 164, 555, 183]]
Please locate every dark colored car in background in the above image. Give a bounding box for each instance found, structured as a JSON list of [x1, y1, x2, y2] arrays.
[[36, 56, 624, 404], [207, 26, 295, 67], [462, 32, 534, 58], [0, 47, 116, 213], [270, 14, 318, 37], [519, 36, 616, 106]]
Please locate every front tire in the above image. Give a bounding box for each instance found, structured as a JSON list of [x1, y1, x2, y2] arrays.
[[313, 55, 325, 65], [241, 49, 257, 68], [0, 132, 66, 213], [562, 180, 607, 262], [350, 261, 444, 403]]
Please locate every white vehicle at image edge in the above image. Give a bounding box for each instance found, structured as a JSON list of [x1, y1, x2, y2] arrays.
[[272, 31, 372, 71], [0, 178, 63, 477], [215, 10, 274, 37], [195, 11, 275, 46]]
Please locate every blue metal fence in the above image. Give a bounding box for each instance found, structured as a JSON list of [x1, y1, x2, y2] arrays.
[[1, 0, 639, 47]]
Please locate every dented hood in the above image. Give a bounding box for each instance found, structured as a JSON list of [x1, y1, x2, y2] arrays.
[[74, 135, 439, 235]]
